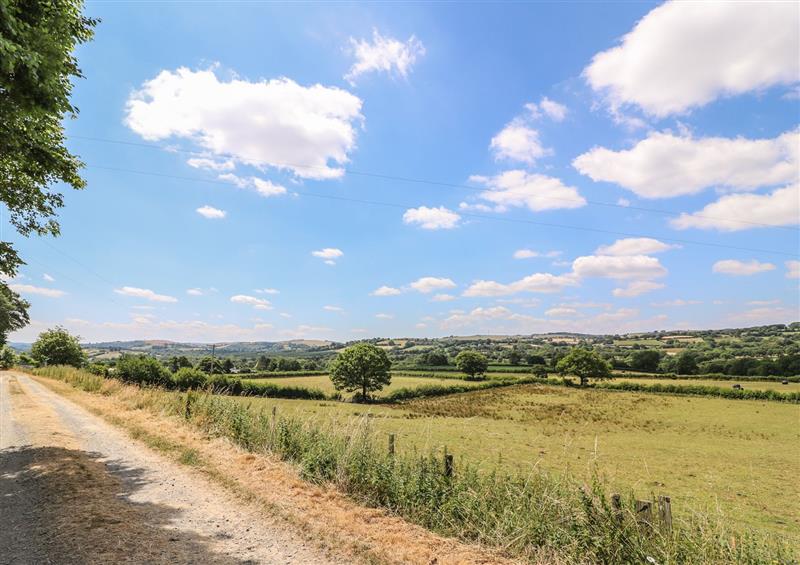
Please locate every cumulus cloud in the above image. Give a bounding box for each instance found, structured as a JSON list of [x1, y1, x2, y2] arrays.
[[371, 285, 402, 297], [442, 306, 533, 329], [323, 305, 345, 313], [513, 249, 561, 259], [431, 293, 455, 302], [525, 97, 568, 121], [217, 174, 288, 197], [463, 273, 577, 297], [786, 260, 800, 279], [595, 238, 677, 256], [465, 171, 586, 213], [573, 130, 799, 199], [712, 259, 776, 276], [572, 255, 667, 280], [230, 294, 272, 310], [254, 288, 279, 295], [345, 29, 425, 84], [403, 206, 460, 230], [125, 67, 363, 180], [612, 281, 665, 297], [114, 286, 177, 303], [312, 248, 344, 265], [187, 157, 235, 171], [545, 307, 579, 317], [186, 288, 204, 296], [42, 273, 55, 282], [490, 121, 550, 164], [409, 277, 456, 294], [584, 2, 800, 117], [196, 205, 226, 219], [8, 284, 66, 298], [651, 299, 702, 307], [375, 313, 394, 319], [671, 183, 800, 231]]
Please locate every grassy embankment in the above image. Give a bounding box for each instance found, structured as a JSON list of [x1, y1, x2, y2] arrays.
[[31, 365, 799, 564]]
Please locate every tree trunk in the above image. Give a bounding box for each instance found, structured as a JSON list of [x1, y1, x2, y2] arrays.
[[362, 381, 367, 402], [580, 376, 587, 387]]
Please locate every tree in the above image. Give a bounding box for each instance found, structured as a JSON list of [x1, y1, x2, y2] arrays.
[[1, 1, 98, 277], [0, 283, 29, 344], [197, 356, 224, 374], [508, 349, 522, 366], [115, 354, 169, 386], [630, 350, 661, 372], [30, 326, 84, 367], [675, 351, 698, 375], [221, 358, 234, 374], [329, 342, 391, 401], [0, 345, 17, 369], [168, 355, 192, 373], [455, 350, 489, 380], [253, 355, 271, 371], [526, 353, 546, 366], [556, 348, 611, 386]]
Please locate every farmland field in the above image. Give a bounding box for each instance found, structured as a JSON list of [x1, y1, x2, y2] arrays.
[[243, 374, 486, 397], [614, 377, 800, 392], [230, 382, 800, 540]]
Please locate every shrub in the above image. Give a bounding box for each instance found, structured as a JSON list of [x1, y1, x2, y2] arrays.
[[172, 367, 208, 390], [115, 354, 170, 386], [0, 345, 17, 369], [30, 326, 85, 367], [86, 363, 109, 377]]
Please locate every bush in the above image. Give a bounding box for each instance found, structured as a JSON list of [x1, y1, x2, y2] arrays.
[[115, 354, 170, 386], [30, 326, 85, 367], [0, 345, 17, 369], [86, 363, 109, 377], [172, 367, 208, 390]]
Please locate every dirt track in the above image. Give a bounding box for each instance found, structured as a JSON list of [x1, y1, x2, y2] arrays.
[[0, 372, 340, 564]]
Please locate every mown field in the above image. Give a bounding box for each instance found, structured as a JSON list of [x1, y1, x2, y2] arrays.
[[615, 377, 800, 392], [230, 380, 800, 539]]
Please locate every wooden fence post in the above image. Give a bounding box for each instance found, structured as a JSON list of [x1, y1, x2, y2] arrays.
[[388, 433, 396, 456], [658, 496, 672, 533], [444, 453, 454, 477], [272, 405, 277, 418], [635, 500, 653, 529], [611, 493, 622, 521]]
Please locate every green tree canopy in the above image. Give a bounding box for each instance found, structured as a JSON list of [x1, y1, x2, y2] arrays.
[[30, 326, 84, 367], [0, 345, 17, 369], [556, 348, 612, 386], [329, 342, 391, 401], [630, 349, 661, 372], [1, 0, 97, 277], [455, 350, 489, 380], [0, 282, 29, 344]]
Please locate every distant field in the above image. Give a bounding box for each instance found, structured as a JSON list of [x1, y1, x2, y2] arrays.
[[243, 374, 485, 397], [231, 382, 800, 539], [616, 377, 800, 392]]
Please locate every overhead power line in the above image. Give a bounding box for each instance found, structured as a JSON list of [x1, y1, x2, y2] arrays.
[[86, 163, 799, 258], [69, 134, 799, 232]]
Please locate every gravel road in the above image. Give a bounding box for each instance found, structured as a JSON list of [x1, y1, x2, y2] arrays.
[[0, 372, 341, 565]]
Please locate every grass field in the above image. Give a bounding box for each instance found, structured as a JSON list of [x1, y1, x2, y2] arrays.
[[615, 377, 800, 392], [243, 374, 486, 397], [231, 382, 800, 540]]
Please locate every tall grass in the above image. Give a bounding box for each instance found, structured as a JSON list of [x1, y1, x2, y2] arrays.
[[30, 365, 795, 564]]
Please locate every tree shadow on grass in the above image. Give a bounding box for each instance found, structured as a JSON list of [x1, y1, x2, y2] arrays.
[[0, 445, 254, 564]]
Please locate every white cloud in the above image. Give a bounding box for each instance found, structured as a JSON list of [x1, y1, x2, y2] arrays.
[[370, 285, 402, 297], [217, 174, 288, 197], [651, 299, 702, 307], [442, 306, 533, 329], [375, 313, 394, 319], [312, 248, 344, 265], [526, 97, 568, 121], [513, 249, 561, 260], [671, 184, 800, 231], [403, 206, 460, 230], [573, 130, 799, 199], [584, 2, 800, 117], [345, 29, 425, 84], [747, 300, 780, 306], [323, 305, 345, 313], [545, 307, 579, 317], [595, 238, 677, 256], [254, 288, 280, 295], [186, 288, 204, 296], [712, 259, 776, 276], [463, 273, 577, 297], [572, 255, 667, 280], [42, 273, 55, 282], [230, 294, 273, 310], [125, 67, 363, 180], [728, 306, 798, 325], [115, 286, 177, 303], [187, 157, 234, 171], [196, 205, 226, 219], [786, 260, 800, 279], [490, 120, 549, 164], [465, 171, 586, 212], [612, 281, 665, 297], [409, 277, 456, 294], [8, 284, 66, 298], [431, 293, 455, 302]]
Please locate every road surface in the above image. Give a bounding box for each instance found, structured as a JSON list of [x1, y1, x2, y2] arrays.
[[0, 372, 340, 565]]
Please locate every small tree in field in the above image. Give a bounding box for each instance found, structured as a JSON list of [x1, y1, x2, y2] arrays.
[[0, 345, 17, 369], [329, 342, 391, 402], [31, 326, 84, 367], [456, 350, 489, 380], [556, 348, 611, 386]]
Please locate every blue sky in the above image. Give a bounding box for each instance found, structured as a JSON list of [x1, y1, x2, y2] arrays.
[[7, 1, 800, 343]]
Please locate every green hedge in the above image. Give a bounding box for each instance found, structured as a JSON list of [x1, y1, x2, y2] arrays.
[[597, 381, 800, 402], [614, 372, 800, 383]]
